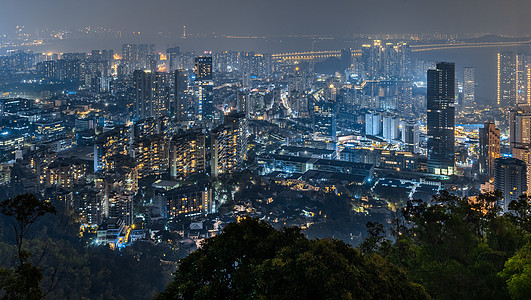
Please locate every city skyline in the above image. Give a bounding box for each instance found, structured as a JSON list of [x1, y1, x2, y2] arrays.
[[2, 1, 531, 299]]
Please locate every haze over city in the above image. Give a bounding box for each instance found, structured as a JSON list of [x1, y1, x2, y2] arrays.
[[2, 0, 531, 36]]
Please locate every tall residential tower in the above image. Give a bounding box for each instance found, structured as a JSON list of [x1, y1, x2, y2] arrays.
[[427, 62, 455, 175]]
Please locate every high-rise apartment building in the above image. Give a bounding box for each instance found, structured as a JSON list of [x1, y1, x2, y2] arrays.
[[174, 69, 189, 121], [479, 122, 500, 178], [165, 183, 212, 218], [402, 120, 420, 154], [497, 52, 516, 108], [360, 40, 411, 80], [365, 112, 382, 136], [427, 62, 455, 175], [122, 43, 154, 71], [194, 56, 214, 122], [133, 70, 170, 120], [166, 47, 180, 72], [313, 100, 336, 143], [495, 157, 527, 213], [94, 126, 131, 173], [196, 81, 213, 122], [194, 56, 213, 81], [132, 135, 168, 178], [211, 112, 248, 177], [463, 67, 475, 108], [169, 129, 206, 179], [497, 52, 531, 108], [510, 107, 531, 193], [340, 48, 352, 72]]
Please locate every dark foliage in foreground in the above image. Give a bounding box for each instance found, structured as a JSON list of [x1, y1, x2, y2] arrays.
[[0, 194, 171, 299], [362, 191, 531, 300], [157, 218, 429, 300]]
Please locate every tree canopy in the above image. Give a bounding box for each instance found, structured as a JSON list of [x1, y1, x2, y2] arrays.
[[157, 218, 429, 300], [364, 191, 531, 300]]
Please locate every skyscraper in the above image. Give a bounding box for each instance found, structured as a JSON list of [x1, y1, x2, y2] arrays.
[[427, 62, 455, 175], [174, 69, 188, 121], [211, 112, 248, 177], [169, 129, 206, 179], [497, 52, 530, 108], [122, 44, 154, 71], [166, 47, 180, 73], [402, 120, 420, 154], [196, 82, 213, 122], [194, 56, 213, 81], [365, 111, 382, 136], [510, 107, 531, 148], [134, 70, 170, 120], [510, 107, 531, 193], [382, 115, 400, 142], [463, 67, 475, 108], [313, 100, 337, 143], [495, 157, 527, 213], [340, 48, 352, 72], [360, 40, 410, 80], [497, 52, 515, 108], [479, 122, 500, 178], [194, 56, 214, 122], [515, 54, 528, 106]]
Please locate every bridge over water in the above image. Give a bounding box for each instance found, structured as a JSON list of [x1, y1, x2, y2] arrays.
[[272, 40, 531, 61]]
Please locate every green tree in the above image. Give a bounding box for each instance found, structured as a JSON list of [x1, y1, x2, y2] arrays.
[[379, 191, 515, 299], [508, 195, 531, 231], [359, 221, 389, 254], [157, 218, 429, 300], [500, 241, 531, 300], [0, 194, 56, 299]]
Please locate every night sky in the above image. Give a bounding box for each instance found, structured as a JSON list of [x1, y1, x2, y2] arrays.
[[1, 0, 530, 36]]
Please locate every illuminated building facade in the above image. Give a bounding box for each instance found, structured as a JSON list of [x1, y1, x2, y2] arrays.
[[211, 112, 248, 177], [196, 81, 213, 122], [174, 69, 189, 121], [402, 120, 420, 154], [45, 158, 90, 188], [169, 129, 206, 179], [165, 183, 212, 218], [313, 100, 336, 143], [463, 67, 475, 108], [497, 52, 515, 107], [166, 46, 180, 72], [108, 193, 134, 227], [34, 120, 65, 141], [495, 157, 527, 213], [194, 56, 214, 122], [360, 40, 411, 80], [73, 188, 101, 226], [0, 98, 33, 115], [132, 135, 168, 178], [194, 56, 213, 81], [510, 108, 531, 147], [94, 125, 131, 173], [510, 107, 531, 192], [479, 122, 500, 178], [427, 62, 455, 175], [497, 52, 531, 108], [365, 112, 382, 136], [133, 70, 170, 120], [122, 43, 154, 71]]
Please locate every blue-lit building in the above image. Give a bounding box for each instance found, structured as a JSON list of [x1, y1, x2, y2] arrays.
[[313, 100, 336, 143], [194, 56, 214, 122]]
